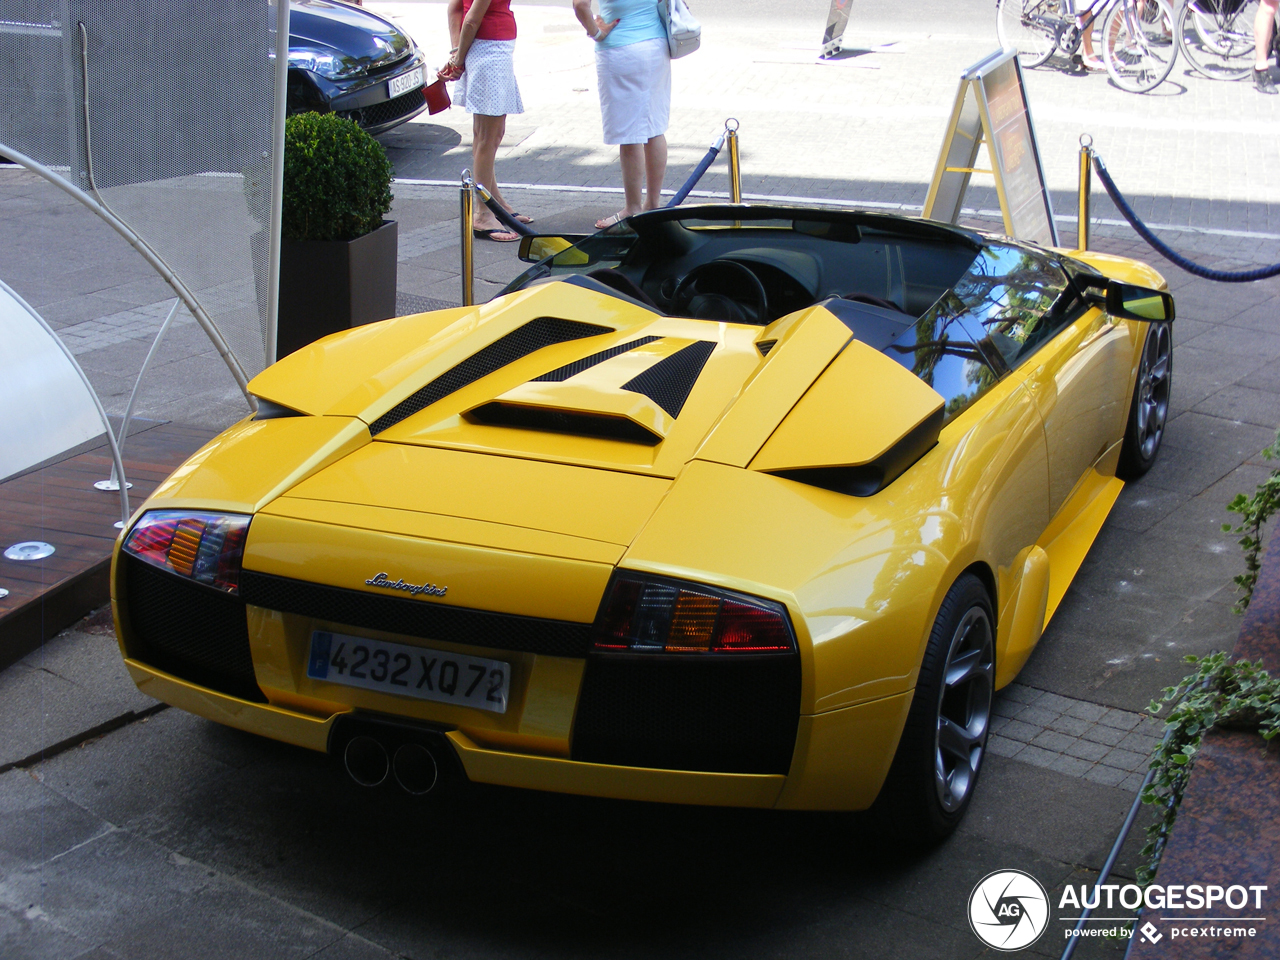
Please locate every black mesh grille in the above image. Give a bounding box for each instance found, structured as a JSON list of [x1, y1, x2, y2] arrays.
[[360, 86, 426, 128], [370, 318, 613, 435], [756, 339, 776, 356], [468, 403, 661, 445], [621, 340, 716, 418], [239, 571, 592, 657], [121, 555, 266, 703], [532, 336, 661, 382], [571, 653, 801, 774]]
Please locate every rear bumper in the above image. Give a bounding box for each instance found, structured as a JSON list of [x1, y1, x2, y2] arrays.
[[122, 658, 910, 811]]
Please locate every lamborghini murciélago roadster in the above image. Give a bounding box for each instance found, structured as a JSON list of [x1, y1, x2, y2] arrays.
[[111, 205, 1173, 839]]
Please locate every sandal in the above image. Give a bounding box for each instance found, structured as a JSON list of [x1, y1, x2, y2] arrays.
[[1080, 55, 1106, 72], [508, 211, 534, 224], [594, 211, 628, 229], [473, 227, 520, 242]]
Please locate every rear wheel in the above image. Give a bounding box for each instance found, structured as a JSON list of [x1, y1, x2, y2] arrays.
[[872, 574, 995, 843], [997, 0, 1063, 68], [1117, 321, 1172, 479], [1103, 0, 1178, 93], [1177, 0, 1263, 80]]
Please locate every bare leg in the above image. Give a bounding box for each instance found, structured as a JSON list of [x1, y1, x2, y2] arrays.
[[1257, 0, 1278, 69], [643, 134, 667, 210], [618, 143, 645, 217], [471, 113, 517, 235]]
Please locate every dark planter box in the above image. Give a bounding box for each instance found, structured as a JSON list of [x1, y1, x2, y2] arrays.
[[277, 219, 397, 360]]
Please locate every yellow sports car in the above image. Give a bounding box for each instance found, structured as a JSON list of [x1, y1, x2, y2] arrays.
[[111, 205, 1173, 840]]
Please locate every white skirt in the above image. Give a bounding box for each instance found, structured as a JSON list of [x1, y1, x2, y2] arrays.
[[454, 39, 524, 116], [595, 37, 671, 145]]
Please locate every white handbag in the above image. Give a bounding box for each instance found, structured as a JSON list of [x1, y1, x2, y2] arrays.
[[657, 0, 701, 59]]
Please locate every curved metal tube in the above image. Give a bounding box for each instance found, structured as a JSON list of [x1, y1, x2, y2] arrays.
[[1, 279, 130, 526], [0, 142, 254, 405]]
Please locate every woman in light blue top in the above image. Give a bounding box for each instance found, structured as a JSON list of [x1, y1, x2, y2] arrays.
[[572, 0, 672, 228]]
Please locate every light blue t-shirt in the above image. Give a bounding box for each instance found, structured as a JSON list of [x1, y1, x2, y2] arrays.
[[599, 0, 666, 48]]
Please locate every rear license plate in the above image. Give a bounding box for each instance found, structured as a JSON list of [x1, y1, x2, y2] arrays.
[[388, 66, 424, 99], [307, 630, 509, 714]]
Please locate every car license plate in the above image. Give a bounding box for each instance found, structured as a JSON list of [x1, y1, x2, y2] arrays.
[[388, 66, 424, 99], [307, 630, 509, 714]]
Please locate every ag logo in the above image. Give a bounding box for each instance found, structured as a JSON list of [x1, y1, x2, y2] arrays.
[[968, 869, 1050, 951]]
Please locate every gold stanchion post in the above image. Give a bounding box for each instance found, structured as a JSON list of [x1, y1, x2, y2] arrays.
[[460, 169, 475, 307], [1078, 134, 1093, 252], [725, 118, 742, 204]]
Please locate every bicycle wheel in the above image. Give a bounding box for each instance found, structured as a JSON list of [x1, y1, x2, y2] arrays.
[[997, 0, 1062, 68], [1103, 0, 1178, 92], [1177, 0, 1261, 80]]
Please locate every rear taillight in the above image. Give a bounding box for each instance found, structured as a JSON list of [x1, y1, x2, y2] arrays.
[[122, 510, 251, 594], [592, 575, 795, 654]]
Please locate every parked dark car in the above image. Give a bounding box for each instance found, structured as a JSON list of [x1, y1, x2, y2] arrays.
[[288, 0, 430, 136]]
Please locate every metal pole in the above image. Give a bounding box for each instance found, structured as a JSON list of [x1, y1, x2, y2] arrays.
[[1078, 134, 1093, 252], [460, 169, 475, 307], [96, 299, 181, 497], [725, 118, 742, 204], [266, 0, 291, 365]]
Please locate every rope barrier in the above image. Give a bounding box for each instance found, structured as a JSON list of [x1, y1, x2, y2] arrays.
[[667, 132, 725, 208], [1091, 153, 1280, 283], [469, 178, 536, 237]]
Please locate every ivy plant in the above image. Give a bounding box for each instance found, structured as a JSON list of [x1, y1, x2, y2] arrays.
[[1223, 430, 1280, 612], [282, 112, 393, 243], [1138, 653, 1280, 885]]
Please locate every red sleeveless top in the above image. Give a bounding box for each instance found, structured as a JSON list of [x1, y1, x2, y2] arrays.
[[463, 0, 517, 41]]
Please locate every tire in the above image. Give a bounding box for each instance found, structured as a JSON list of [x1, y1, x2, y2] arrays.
[[871, 574, 995, 844], [997, 0, 1062, 69], [1177, 0, 1263, 80], [1103, 0, 1178, 92], [1117, 321, 1172, 480]]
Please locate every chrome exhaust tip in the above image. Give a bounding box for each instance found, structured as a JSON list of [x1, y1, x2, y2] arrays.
[[392, 743, 439, 796], [343, 735, 390, 787]]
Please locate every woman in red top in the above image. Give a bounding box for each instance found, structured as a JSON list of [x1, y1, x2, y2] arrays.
[[442, 0, 530, 241]]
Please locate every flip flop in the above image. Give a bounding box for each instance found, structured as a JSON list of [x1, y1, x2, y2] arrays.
[[594, 212, 627, 229], [1080, 55, 1106, 72], [508, 212, 534, 224], [473, 227, 520, 242]]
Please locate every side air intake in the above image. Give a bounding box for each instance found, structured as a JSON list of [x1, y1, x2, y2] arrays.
[[621, 340, 716, 418], [370, 318, 613, 434]]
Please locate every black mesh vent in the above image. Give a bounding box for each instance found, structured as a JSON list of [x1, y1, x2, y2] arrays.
[[468, 403, 662, 445], [239, 571, 592, 657], [121, 555, 266, 703], [572, 653, 801, 774], [621, 340, 716, 418], [532, 336, 661, 382], [360, 86, 426, 128], [756, 339, 777, 356], [370, 318, 613, 434]]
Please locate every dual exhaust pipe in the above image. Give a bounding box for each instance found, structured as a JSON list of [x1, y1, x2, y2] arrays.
[[344, 736, 440, 795]]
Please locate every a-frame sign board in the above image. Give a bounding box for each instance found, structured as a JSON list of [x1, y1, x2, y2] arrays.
[[923, 48, 1058, 247]]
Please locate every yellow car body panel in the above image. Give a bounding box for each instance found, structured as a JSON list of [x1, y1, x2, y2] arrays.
[[111, 207, 1173, 815]]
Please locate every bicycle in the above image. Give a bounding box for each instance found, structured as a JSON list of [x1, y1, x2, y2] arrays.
[[997, 0, 1178, 92], [1177, 0, 1279, 80]]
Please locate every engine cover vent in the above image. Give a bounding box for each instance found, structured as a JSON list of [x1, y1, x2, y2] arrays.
[[620, 340, 715, 418], [370, 317, 612, 434], [533, 336, 661, 382], [468, 403, 662, 445]]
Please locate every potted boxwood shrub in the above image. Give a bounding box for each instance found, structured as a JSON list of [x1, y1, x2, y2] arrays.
[[277, 112, 396, 359]]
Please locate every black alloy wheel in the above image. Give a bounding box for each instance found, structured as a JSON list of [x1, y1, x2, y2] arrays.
[[872, 574, 995, 843], [1117, 321, 1172, 479]]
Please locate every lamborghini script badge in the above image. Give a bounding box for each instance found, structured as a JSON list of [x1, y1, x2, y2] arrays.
[[365, 572, 448, 598]]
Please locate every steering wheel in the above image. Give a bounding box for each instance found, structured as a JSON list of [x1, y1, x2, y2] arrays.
[[670, 259, 769, 325]]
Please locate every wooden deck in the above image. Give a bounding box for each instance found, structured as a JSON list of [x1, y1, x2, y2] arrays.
[[0, 421, 218, 669]]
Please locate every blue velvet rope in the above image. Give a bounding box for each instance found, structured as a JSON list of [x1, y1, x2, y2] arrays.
[[475, 191, 535, 236], [1091, 154, 1280, 282], [667, 142, 721, 208]]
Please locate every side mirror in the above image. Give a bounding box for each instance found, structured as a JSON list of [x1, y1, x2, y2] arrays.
[[1105, 280, 1175, 323], [517, 235, 590, 264]]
